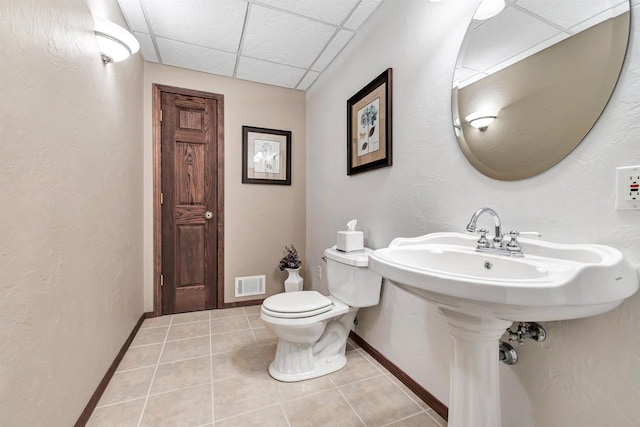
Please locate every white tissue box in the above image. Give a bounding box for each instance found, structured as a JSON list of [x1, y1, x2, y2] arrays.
[[337, 231, 364, 252]]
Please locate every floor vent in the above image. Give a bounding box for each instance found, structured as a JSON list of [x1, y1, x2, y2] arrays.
[[235, 275, 266, 297]]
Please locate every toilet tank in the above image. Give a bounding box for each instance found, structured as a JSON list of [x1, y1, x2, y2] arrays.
[[324, 247, 382, 307]]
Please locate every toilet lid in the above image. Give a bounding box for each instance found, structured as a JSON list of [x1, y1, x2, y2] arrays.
[[262, 291, 333, 318]]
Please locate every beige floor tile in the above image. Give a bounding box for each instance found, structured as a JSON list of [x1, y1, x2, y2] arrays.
[[329, 351, 383, 386], [160, 336, 211, 364], [172, 310, 210, 325], [131, 327, 168, 347], [426, 409, 448, 427], [141, 315, 172, 329], [210, 307, 245, 319], [215, 404, 288, 427], [385, 412, 441, 427], [141, 383, 213, 427], [117, 344, 162, 371], [346, 338, 360, 350], [211, 316, 251, 334], [358, 349, 389, 374], [87, 398, 145, 427], [252, 326, 278, 345], [243, 305, 262, 315], [275, 375, 336, 402], [340, 376, 422, 427], [213, 371, 280, 420], [247, 314, 264, 329], [150, 356, 211, 395], [385, 374, 430, 411], [98, 367, 155, 406], [282, 389, 364, 427], [258, 343, 277, 366], [211, 329, 257, 354], [166, 320, 210, 342], [212, 347, 265, 380]]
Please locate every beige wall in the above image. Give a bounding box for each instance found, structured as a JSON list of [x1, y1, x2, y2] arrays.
[[0, 1, 144, 425], [143, 63, 306, 308]]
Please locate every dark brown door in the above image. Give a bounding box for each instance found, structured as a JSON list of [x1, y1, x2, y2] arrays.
[[161, 92, 220, 314]]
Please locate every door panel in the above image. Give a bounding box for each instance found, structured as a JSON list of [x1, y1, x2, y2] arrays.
[[161, 92, 219, 314]]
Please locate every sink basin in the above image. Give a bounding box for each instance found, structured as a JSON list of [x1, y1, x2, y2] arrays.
[[369, 232, 638, 322], [369, 231, 638, 427]]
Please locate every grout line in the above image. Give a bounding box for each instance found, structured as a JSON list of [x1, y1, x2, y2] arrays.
[[384, 372, 427, 411], [426, 409, 448, 427], [136, 315, 173, 427], [334, 372, 386, 388], [335, 382, 367, 427], [146, 381, 212, 400], [213, 402, 283, 423], [95, 395, 146, 410], [381, 410, 427, 427]]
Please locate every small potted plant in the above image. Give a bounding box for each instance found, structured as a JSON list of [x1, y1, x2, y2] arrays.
[[279, 244, 303, 292]]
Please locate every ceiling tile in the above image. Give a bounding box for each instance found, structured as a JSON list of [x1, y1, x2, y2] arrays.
[[515, 0, 623, 29], [133, 31, 159, 62], [142, 0, 247, 52], [311, 29, 354, 71], [241, 4, 336, 68], [297, 71, 320, 90], [236, 56, 306, 88], [157, 38, 236, 76], [343, 0, 384, 31], [459, 6, 559, 73], [117, 0, 149, 33], [255, 0, 359, 25]]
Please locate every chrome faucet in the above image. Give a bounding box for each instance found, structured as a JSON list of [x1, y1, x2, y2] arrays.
[[465, 208, 541, 257], [466, 207, 503, 245]]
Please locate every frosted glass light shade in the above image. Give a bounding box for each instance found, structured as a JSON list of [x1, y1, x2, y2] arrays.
[[465, 111, 498, 130], [94, 18, 140, 63]]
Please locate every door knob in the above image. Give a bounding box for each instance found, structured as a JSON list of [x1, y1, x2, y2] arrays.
[[204, 211, 213, 220]]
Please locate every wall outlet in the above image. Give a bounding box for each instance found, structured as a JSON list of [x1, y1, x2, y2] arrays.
[[316, 265, 322, 280], [616, 165, 640, 210]]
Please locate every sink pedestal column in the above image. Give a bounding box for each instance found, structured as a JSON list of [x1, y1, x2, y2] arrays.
[[439, 307, 512, 427]]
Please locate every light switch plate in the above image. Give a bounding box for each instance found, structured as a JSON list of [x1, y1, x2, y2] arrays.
[[616, 165, 640, 210]]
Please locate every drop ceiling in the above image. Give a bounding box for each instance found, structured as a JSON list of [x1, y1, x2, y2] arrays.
[[116, 0, 385, 90]]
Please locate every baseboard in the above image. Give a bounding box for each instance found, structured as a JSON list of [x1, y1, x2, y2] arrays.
[[75, 312, 151, 426], [221, 298, 264, 308], [349, 331, 449, 421]]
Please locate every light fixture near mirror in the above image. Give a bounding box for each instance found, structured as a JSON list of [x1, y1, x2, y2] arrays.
[[451, 0, 630, 181]]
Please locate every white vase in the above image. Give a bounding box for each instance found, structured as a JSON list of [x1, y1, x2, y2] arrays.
[[284, 268, 303, 292]]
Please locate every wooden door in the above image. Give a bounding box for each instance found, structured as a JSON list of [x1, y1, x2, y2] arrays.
[[160, 91, 222, 314]]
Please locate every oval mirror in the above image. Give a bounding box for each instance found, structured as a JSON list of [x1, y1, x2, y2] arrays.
[[451, 0, 630, 181]]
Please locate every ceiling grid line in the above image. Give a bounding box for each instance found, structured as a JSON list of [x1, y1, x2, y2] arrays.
[[138, 0, 163, 64], [233, 1, 252, 78]]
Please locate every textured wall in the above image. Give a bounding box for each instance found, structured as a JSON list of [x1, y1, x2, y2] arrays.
[[143, 63, 306, 308], [0, 1, 144, 425], [306, 0, 640, 426]]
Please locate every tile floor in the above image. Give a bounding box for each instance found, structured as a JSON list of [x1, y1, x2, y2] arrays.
[[88, 306, 447, 427]]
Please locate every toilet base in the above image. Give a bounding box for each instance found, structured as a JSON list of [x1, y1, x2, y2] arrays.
[[269, 353, 347, 382], [266, 309, 357, 382]]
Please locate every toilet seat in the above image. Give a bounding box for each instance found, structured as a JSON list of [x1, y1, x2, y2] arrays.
[[262, 291, 334, 319]]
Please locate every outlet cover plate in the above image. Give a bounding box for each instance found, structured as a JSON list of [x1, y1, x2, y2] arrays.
[[616, 165, 640, 210]]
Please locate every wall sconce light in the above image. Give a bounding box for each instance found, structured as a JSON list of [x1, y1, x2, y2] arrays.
[[94, 18, 140, 63], [473, 0, 505, 20], [465, 111, 498, 131]]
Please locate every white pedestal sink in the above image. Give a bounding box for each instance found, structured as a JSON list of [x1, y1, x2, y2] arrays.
[[369, 232, 638, 427]]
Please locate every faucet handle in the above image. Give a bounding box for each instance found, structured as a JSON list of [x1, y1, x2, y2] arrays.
[[476, 229, 491, 249]]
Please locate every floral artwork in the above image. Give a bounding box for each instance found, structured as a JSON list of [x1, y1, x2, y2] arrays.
[[357, 98, 380, 157], [253, 139, 280, 173]]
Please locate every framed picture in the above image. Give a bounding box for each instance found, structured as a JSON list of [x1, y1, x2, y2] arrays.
[[347, 68, 393, 175], [242, 126, 292, 185]]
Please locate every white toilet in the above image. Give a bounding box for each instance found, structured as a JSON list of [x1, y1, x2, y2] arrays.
[[260, 246, 382, 382]]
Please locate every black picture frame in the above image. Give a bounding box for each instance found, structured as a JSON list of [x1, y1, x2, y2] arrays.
[[242, 126, 292, 185], [347, 68, 393, 175]]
